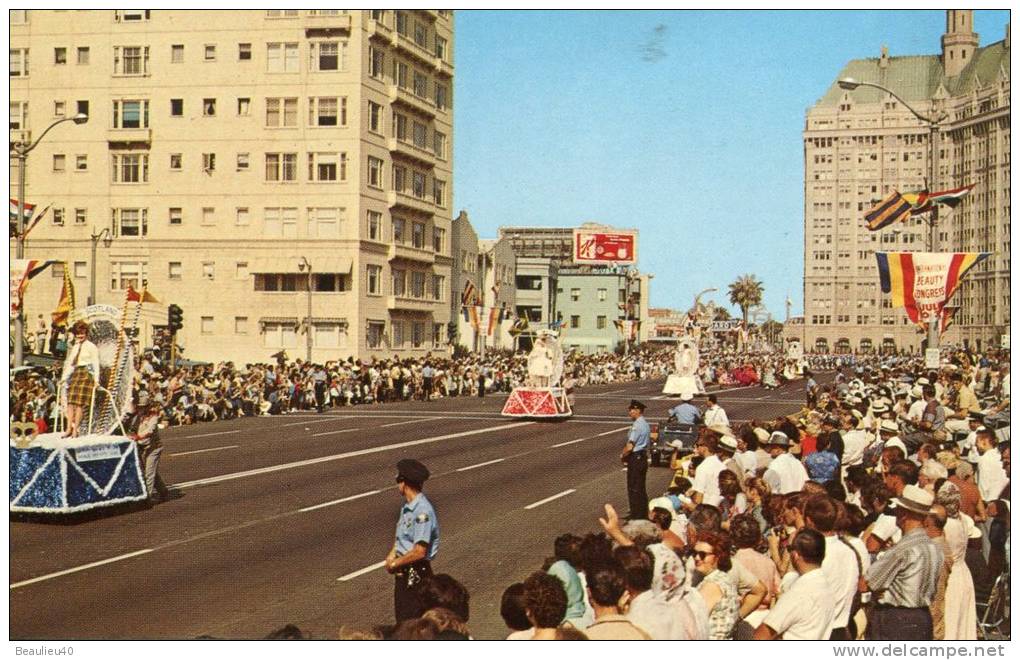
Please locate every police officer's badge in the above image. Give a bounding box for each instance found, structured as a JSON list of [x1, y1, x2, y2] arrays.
[[416, 512, 430, 523]]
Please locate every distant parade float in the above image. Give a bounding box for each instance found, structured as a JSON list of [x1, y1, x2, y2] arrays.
[[501, 329, 572, 419], [10, 293, 153, 515], [662, 335, 706, 397]]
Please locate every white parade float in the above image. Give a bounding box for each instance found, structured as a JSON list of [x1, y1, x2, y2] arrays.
[[662, 335, 707, 396], [501, 329, 572, 419]]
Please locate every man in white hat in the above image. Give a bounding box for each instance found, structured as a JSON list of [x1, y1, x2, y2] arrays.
[[863, 484, 944, 640], [668, 392, 702, 426], [762, 431, 808, 495]]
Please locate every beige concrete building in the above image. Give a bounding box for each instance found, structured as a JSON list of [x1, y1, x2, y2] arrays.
[[449, 210, 516, 352], [10, 9, 455, 363], [803, 10, 1010, 354]]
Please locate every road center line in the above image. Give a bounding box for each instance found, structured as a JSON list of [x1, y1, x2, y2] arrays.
[[279, 416, 352, 428], [172, 421, 532, 490], [524, 489, 576, 510], [551, 438, 586, 448], [551, 425, 629, 448], [311, 427, 362, 438], [168, 445, 239, 457], [178, 429, 241, 439], [379, 417, 436, 428], [456, 458, 505, 472], [10, 549, 154, 590], [299, 489, 381, 513], [337, 561, 387, 582]]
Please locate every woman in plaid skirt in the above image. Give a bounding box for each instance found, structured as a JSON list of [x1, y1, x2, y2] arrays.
[[60, 320, 101, 437]]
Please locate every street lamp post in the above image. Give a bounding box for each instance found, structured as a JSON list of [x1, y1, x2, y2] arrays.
[[11, 113, 89, 367], [88, 228, 113, 305], [298, 257, 313, 363], [838, 78, 944, 353]]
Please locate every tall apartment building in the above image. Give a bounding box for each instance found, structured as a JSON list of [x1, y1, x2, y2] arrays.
[[803, 10, 1010, 354], [9, 9, 455, 363]]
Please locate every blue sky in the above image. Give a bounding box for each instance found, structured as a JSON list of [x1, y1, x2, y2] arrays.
[[452, 9, 1010, 318]]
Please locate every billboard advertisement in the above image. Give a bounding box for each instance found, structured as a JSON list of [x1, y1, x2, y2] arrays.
[[572, 229, 638, 265]]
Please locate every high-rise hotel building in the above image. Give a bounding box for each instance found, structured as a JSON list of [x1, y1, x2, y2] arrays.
[[802, 10, 1009, 354], [10, 9, 455, 363]]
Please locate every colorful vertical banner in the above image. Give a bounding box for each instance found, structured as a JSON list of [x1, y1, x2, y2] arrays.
[[876, 251, 991, 324], [10, 259, 58, 316]]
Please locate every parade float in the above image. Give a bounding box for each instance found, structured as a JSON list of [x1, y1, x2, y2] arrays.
[[501, 329, 572, 419], [10, 292, 152, 514], [662, 335, 706, 396]]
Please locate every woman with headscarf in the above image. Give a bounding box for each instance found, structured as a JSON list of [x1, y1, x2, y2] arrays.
[[935, 481, 978, 640], [60, 319, 101, 437]]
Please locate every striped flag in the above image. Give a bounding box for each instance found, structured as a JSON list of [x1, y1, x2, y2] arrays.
[[10, 259, 59, 316], [509, 316, 528, 336], [909, 184, 976, 215], [865, 192, 913, 231], [487, 307, 500, 336], [9, 198, 35, 223], [20, 205, 51, 240], [468, 305, 480, 330], [52, 265, 76, 328], [876, 251, 991, 324], [461, 280, 477, 307]]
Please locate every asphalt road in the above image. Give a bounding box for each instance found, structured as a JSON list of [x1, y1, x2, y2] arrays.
[[10, 376, 812, 640]]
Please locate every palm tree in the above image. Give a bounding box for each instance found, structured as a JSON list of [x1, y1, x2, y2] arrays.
[[712, 306, 732, 321], [728, 274, 764, 326]]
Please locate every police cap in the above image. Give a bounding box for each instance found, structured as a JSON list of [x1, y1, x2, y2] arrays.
[[396, 459, 430, 485], [628, 399, 646, 412]]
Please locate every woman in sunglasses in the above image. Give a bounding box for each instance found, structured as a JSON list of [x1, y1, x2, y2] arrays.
[[694, 530, 740, 640]]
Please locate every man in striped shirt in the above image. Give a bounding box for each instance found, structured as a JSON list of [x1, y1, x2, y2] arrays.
[[863, 484, 943, 640]]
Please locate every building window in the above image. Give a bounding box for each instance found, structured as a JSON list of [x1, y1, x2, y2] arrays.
[[435, 36, 447, 61], [170, 98, 183, 116], [202, 262, 215, 280], [570, 315, 580, 329], [309, 96, 345, 127], [414, 21, 428, 48], [263, 207, 297, 238], [74, 261, 87, 278], [77, 47, 90, 65], [52, 208, 65, 226], [236, 153, 249, 171], [10, 10, 28, 24], [368, 101, 383, 133], [413, 71, 428, 99], [114, 45, 149, 75], [170, 153, 182, 170], [202, 153, 216, 172], [367, 156, 384, 188], [411, 321, 425, 348], [432, 228, 445, 253], [570, 288, 580, 302], [597, 288, 607, 301], [77, 100, 89, 117], [311, 41, 345, 71], [235, 316, 248, 334], [109, 261, 148, 291], [411, 222, 426, 249], [369, 46, 385, 79], [111, 153, 148, 183], [204, 44, 216, 61], [267, 42, 299, 73], [262, 321, 298, 349], [236, 207, 249, 226], [201, 207, 215, 226], [201, 316, 214, 334], [238, 43, 251, 61], [392, 268, 406, 296], [392, 320, 405, 347], [308, 207, 341, 238], [9, 101, 27, 130], [367, 321, 385, 349], [75, 154, 87, 171], [396, 11, 408, 36], [265, 153, 297, 182], [235, 262, 249, 279], [435, 84, 448, 110], [393, 165, 407, 193], [266, 97, 297, 127], [168, 261, 182, 280], [171, 44, 183, 63], [412, 120, 428, 149], [433, 179, 446, 207], [410, 271, 426, 298], [54, 47, 67, 65], [112, 208, 148, 237], [433, 131, 447, 159], [266, 9, 299, 18], [432, 274, 445, 301], [117, 10, 150, 22], [412, 171, 427, 199], [74, 208, 87, 225], [169, 207, 182, 225], [367, 210, 382, 240], [596, 315, 607, 329], [203, 98, 216, 116], [112, 99, 149, 128], [237, 97, 250, 116], [308, 152, 346, 182], [393, 217, 405, 243], [395, 61, 409, 89], [10, 48, 29, 76], [367, 265, 382, 295]]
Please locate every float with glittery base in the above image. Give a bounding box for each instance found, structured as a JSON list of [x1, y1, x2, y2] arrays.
[[501, 329, 572, 419]]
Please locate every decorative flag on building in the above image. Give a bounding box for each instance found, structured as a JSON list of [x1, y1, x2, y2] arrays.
[[875, 251, 991, 324], [907, 184, 975, 215], [125, 285, 160, 304], [939, 306, 959, 336], [9, 197, 35, 223], [468, 305, 480, 330], [10, 259, 59, 316], [20, 205, 51, 240], [866, 185, 975, 231], [487, 307, 503, 336], [865, 192, 913, 231], [461, 280, 477, 307], [509, 316, 529, 336], [461, 306, 470, 322], [52, 265, 76, 328]]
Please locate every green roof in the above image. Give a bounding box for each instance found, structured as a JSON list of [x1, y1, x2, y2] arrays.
[[815, 38, 1009, 107]]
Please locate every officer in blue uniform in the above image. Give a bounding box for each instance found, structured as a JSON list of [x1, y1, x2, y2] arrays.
[[668, 392, 703, 425], [385, 459, 440, 622], [621, 400, 650, 520]]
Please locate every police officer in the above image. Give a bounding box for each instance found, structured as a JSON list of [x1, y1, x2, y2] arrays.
[[385, 459, 440, 622], [621, 400, 650, 520]]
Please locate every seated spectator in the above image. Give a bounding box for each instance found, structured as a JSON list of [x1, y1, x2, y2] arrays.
[[583, 560, 652, 640]]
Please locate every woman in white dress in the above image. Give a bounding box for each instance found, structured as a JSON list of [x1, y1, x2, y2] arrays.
[[936, 482, 978, 640]]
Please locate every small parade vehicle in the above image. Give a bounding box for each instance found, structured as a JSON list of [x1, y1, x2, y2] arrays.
[[649, 418, 699, 466]]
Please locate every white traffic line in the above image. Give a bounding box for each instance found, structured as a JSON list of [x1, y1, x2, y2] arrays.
[[551, 438, 586, 448], [168, 445, 239, 457], [173, 421, 532, 490], [278, 416, 352, 428], [551, 425, 629, 448], [379, 417, 437, 428], [299, 489, 381, 513], [524, 489, 576, 510], [337, 561, 387, 582], [455, 458, 505, 472], [178, 429, 241, 439], [10, 548, 154, 590], [311, 427, 363, 438]]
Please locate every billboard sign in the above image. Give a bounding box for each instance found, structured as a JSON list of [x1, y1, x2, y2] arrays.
[[573, 229, 637, 265]]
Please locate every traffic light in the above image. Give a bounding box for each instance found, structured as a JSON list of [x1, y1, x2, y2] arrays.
[[167, 304, 184, 332]]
